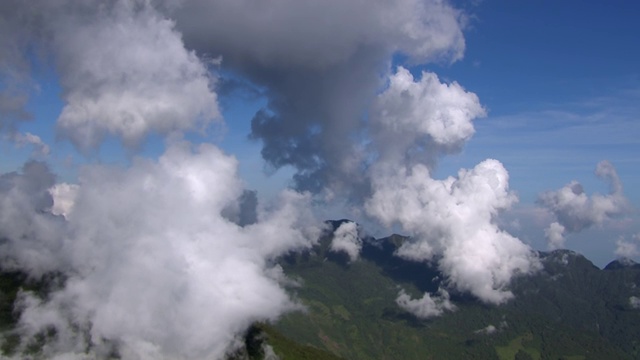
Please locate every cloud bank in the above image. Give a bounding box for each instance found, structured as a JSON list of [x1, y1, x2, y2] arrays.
[[1, 144, 319, 359]]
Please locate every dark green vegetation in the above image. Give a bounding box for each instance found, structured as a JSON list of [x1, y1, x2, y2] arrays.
[[0, 271, 67, 356], [272, 220, 640, 360], [228, 323, 345, 360]]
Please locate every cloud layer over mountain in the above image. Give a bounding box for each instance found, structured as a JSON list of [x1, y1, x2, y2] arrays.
[[2, 143, 320, 359], [0, 0, 603, 357]]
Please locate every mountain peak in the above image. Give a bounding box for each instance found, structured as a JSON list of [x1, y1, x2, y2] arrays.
[[604, 257, 640, 270]]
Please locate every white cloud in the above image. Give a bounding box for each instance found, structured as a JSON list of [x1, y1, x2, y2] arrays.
[[329, 221, 362, 262], [12, 132, 50, 156], [615, 233, 640, 259], [0, 161, 66, 277], [474, 324, 497, 335], [374, 162, 540, 303], [630, 296, 640, 309], [539, 161, 630, 249], [371, 67, 485, 168], [49, 183, 79, 219], [367, 160, 540, 304], [395, 288, 455, 319], [1, 0, 220, 152], [364, 68, 538, 305], [1, 144, 320, 359], [545, 222, 566, 250], [54, 1, 219, 150]]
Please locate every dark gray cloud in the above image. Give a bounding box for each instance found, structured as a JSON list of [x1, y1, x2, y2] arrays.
[[0, 1, 36, 129], [171, 0, 466, 194]]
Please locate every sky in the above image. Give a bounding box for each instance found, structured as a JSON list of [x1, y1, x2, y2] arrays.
[[0, 0, 639, 358]]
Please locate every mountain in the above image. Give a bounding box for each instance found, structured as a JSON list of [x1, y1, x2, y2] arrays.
[[604, 258, 640, 271], [269, 221, 640, 360], [1, 221, 639, 359]]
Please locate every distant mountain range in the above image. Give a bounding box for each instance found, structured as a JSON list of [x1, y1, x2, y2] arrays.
[[255, 220, 640, 360]]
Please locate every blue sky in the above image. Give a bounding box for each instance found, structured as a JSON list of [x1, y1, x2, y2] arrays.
[[3, 0, 640, 267], [431, 1, 640, 264], [430, 1, 640, 199]]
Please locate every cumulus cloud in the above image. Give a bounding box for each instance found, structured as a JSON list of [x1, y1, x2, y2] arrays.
[[396, 288, 455, 319], [49, 182, 79, 219], [1, 0, 219, 151], [370, 67, 485, 168], [367, 160, 540, 304], [12, 132, 50, 156], [362, 67, 537, 305], [54, 1, 219, 150], [363, 69, 536, 304], [329, 221, 362, 262], [615, 233, 640, 259], [1, 144, 320, 359], [538, 161, 630, 249]]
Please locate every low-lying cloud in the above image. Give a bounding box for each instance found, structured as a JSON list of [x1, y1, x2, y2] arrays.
[[329, 221, 362, 262], [396, 288, 456, 319], [367, 160, 541, 304], [2, 143, 320, 359]]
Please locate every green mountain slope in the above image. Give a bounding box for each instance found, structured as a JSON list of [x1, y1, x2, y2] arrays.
[[273, 221, 640, 360]]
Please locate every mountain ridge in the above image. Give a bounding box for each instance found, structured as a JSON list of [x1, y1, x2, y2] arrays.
[[0, 220, 639, 359], [271, 220, 640, 359]]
